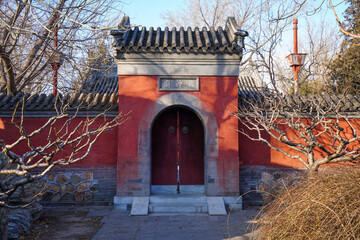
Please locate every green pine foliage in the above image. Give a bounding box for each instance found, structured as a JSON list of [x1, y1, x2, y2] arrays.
[[72, 31, 114, 91], [329, 0, 360, 94]]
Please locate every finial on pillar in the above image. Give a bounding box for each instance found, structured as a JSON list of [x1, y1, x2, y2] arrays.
[[293, 18, 298, 54]]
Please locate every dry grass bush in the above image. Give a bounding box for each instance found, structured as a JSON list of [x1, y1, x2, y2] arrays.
[[251, 164, 360, 240]]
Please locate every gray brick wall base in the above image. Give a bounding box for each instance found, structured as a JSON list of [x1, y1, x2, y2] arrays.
[[239, 165, 304, 208]]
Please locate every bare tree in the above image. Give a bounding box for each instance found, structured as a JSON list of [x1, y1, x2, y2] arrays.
[[330, 0, 360, 41], [237, 91, 360, 172], [162, 0, 236, 28], [162, 0, 355, 95], [0, 0, 123, 95], [162, 0, 309, 66], [235, 3, 357, 172], [0, 93, 126, 239]]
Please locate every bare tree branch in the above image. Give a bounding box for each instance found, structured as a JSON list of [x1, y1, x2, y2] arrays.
[[0, 0, 124, 95], [330, 0, 360, 40], [237, 90, 360, 172], [0, 94, 127, 209]]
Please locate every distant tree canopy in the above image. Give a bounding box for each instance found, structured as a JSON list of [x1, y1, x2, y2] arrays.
[[329, 0, 360, 94], [72, 31, 115, 91]]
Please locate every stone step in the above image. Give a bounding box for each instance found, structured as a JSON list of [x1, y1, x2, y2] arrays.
[[151, 185, 205, 194], [114, 195, 243, 214], [149, 203, 208, 213], [149, 195, 207, 204], [149, 195, 208, 214]]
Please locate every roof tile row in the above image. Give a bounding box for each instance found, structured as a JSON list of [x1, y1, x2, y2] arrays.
[[111, 17, 248, 55], [239, 91, 360, 113], [0, 92, 118, 112]]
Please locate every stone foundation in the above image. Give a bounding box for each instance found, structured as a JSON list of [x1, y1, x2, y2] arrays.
[[42, 166, 116, 204], [39, 165, 307, 207], [41, 165, 304, 207], [239, 165, 303, 207]]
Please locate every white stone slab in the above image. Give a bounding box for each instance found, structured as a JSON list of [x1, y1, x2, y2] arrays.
[[130, 197, 149, 216], [207, 197, 227, 215]]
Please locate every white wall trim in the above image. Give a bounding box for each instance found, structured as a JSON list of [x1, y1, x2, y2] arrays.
[[117, 53, 241, 76]]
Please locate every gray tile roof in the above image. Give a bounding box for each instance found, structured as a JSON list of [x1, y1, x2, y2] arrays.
[[239, 90, 360, 114], [0, 92, 118, 115], [2, 86, 360, 115], [111, 16, 248, 56], [82, 67, 118, 95], [0, 67, 119, 115], [238, 76, 266, 96], [238, 66, 360, 114]]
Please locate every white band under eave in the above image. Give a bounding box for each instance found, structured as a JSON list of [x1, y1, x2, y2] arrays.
[[116, 53, 241, 76]]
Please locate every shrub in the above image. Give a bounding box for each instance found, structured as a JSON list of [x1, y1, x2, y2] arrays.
[[252, 165, 360, 239]]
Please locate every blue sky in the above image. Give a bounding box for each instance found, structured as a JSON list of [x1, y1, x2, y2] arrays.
[[121, 0, 347, 29], [121, 0, 181, 27]]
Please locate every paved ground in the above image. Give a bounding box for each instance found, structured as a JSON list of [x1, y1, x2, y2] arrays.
[[92, 209, 258, 240]]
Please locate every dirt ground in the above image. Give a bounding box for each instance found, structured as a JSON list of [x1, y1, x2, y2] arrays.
[[18, 206, 110, 240]]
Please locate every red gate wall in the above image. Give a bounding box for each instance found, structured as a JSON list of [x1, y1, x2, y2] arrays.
[[116, 75, 239, 196]]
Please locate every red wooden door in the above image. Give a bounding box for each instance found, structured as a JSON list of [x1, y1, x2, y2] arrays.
[[151, 107, 204, 186], [151, 108, 178, 185]]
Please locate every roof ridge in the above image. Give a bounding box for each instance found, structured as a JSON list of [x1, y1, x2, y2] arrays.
[[111, 16, 248, 56]]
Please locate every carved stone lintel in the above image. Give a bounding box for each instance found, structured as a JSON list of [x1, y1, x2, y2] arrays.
[[159, 77, 199, 91]]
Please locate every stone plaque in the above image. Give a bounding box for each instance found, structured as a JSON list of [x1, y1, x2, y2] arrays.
[[158, 77, 199, 91]]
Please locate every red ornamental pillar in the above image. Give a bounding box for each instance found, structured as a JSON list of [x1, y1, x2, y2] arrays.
[[52, 64, 59, 96], [293, 19, 299, 96], [51, 17, 60, 96], [286, 18, 306, 96], [293, 18, 298, 53]]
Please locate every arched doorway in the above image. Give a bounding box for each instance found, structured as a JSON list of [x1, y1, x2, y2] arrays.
[[151, 107, 204, 194]]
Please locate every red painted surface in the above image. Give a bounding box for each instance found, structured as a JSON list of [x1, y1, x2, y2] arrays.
[[178, 108, 204, 185], [239, 118, 360, 168], [238, 121, 271, 166], [117, 75, 239, 195], [0, 117, 117, 166], [151, 108, 178, 185]]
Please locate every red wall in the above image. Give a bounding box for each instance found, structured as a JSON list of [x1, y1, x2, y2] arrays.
[[238, 122, 271, 166], [0, 117, 118, 166], [239, 118, 360, 168]]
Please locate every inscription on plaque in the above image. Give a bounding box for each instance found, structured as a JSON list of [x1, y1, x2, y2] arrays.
[[158, 77, 199, 91]]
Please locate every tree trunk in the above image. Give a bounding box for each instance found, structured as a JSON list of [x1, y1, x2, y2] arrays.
[[308, 164, 320, 175], [0, 206, 9, 240], [0, 52, 16, 95]]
